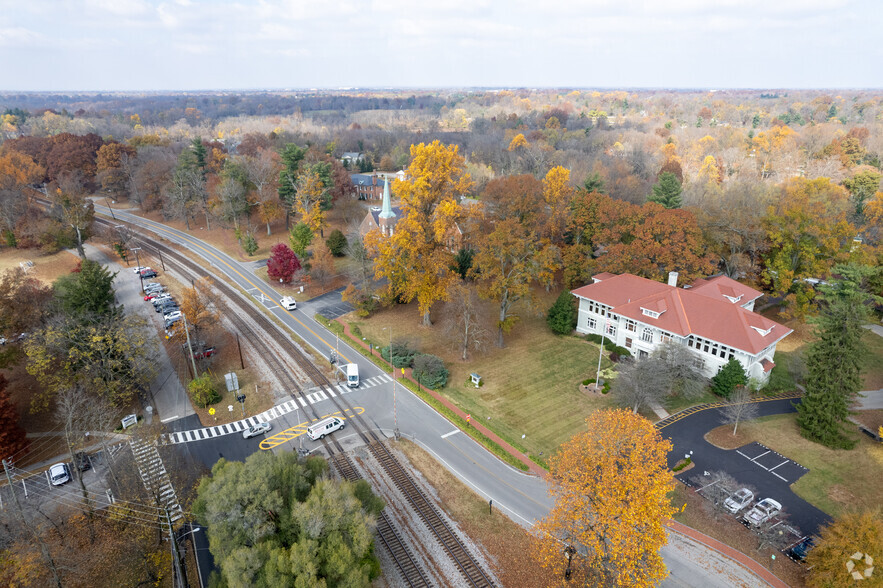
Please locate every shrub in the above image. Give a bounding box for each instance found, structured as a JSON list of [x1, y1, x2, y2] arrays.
[[585, 333, 604, 344], [242, 232, 258, 256], [603, 339, 618, 352], [412, 354, 449, 389], [380, 340, 417, 368], [547, 290, 577, 335], [325, 229, 348, 257], [582, 378, 596, 386], [189, 374, 220, 408], [613, 346, 631, 357]]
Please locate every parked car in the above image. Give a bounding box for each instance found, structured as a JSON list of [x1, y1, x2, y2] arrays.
[[73, 451, 91, 472], [132, 266, 150, 274], [158, 300, 178, 312], [243, 422, 272, 439], [49, 463, 71, 486], [193, 347, 216, 360], [164, 310, 182, 322], [724, 488, 754, 514], [164, 316, 182, 329], [151, 294, 172, 307], [788, 536, 815, 562], [142, 281, 162, 291], [280, 296, 297, 311], [0, 337, 6, 345], [140, 269, 158, 278], [743, 498, 782, 526], [144, 291, 165, 301]]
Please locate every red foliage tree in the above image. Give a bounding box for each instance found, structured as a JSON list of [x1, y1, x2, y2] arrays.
[[266, 243, 301, 283], [0, 375, 29, 464]]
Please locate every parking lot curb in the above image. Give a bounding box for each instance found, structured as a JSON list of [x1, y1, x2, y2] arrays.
[[666, 520, 790, 588]]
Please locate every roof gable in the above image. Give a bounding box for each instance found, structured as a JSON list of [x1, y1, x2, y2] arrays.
[[689, 275, 763, 305]]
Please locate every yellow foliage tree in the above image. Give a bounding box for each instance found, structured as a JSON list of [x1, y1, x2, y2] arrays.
[[173, 277, 220, 345], [533, 409, 675, 587], [806, 510, 883, 588], [293, 168, 327, 236], [367, 141, 472, 326], [508, 133, 530, 151], [541, 165, 574, 243]]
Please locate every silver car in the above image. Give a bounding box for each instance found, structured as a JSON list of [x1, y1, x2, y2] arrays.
[[49, 463, 71, 486], [724, 488, 754, 514], [744, 498, 782, 526], [243, 422, 272, 439]]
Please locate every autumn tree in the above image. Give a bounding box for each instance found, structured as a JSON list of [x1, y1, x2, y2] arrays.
[[0, 375, 29, 463], [0, 149, 44, 245], [762, 177, 855, 318], [533, 409, 675, 587], [612, 356, 668, 414], [0, 267, 52, 342], [368, 141, 473, 326], [174, 140, 210, 229], [293, 167, 328, 236], [176, 277, 220, 345], [806, 511, 883, 588], [25, 313, 157, 410], [96, 142, 136, 199], [242, 148, 282, 235], [267, 243, 301, 283], [309, 241, 336, 289], [49, 178, 94, 258], [471, 218, 537, 347]]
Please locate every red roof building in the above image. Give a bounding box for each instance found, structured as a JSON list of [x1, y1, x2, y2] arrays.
[[571, 272, 790, 385]]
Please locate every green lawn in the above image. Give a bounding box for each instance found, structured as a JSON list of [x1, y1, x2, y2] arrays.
[[347, 298, 615, 460], [742, 414, 883, 518], [861, 329, 883, 390]]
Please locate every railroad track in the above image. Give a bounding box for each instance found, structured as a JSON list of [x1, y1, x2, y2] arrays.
[[91, 216, 447, 587]]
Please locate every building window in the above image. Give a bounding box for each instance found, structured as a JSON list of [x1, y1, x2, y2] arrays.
[[661, 333, 672, 343], [693, 357, 706, 370], [638, 350, 649, 359], [641, 328, 653, 343], [625, 319, 636, 332], [606, 323, 617, 337], [588, 318, 597, 330], [625, 337, 633, 349]]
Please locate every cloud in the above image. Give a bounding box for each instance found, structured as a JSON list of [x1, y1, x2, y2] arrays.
[[85, 0, 149, 17], [0, 27, 43, 46]]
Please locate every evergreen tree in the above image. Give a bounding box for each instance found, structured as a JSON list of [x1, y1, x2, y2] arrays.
[[277, 144, 306, 227], [647, 172, 683, 209], [54, 259, 117, 318], [451, 248, 474, 280], [711, 358, 747, 398], [0, 375, 29, 463], [190, 138, 207, 180], [325, 229, 348, 257], [583, 172, 606, 194], [796, 275, 870, 449], [547, 289, 577, 335]]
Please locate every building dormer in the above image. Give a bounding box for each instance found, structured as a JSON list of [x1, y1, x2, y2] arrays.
[[640, 299, 667, 319], [751, 325, 774, 337], [723, 293, 743, 304]]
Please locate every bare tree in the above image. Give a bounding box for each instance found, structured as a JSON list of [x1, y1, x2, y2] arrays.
[[55, 386, 97, 541], [443, 282, 489, 361], [690, 470, 746, 520], [612, 356, 667, 414], [720, 387, 759, 435], [652, 340, 708, 400]]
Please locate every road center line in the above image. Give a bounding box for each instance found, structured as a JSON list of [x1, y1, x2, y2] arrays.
[[441, 429, 460, 439]]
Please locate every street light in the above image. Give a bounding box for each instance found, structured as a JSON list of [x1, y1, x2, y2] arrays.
[[564, 545, 576, 580], [383, 327, 399, 439], [130, 247, 143, 290]]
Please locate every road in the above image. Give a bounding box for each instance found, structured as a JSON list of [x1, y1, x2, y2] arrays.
[[97, 203, 788, 587]]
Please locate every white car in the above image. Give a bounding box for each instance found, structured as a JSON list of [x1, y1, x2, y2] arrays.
[[724, 488, 754, 514], [280, 296, 297, 311], [243, 422, 272, 439], [744, 498, 782, 526], [163, 310, 182, 321], [133, 266, 150, 274], [49, 463, 71, 486]]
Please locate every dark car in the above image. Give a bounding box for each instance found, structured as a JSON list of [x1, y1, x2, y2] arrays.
[[788, 537, 815, 562], [74, 451, 91, 472], [140, 269, 158, 278]]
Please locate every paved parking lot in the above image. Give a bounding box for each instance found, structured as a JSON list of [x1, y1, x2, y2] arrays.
[[735, 442, 809, 483], [311, 287, 355, 319]]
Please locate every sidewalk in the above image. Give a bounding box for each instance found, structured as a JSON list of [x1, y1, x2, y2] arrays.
[[335, 319, 548, 477]]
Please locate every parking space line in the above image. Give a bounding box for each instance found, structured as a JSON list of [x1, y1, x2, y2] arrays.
[[771, 471, 789, 482], [768, 460, 789, 472], [751, 450, 771, 462]]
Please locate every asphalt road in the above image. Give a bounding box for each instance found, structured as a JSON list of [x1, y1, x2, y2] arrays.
[[660, 398, 832, 537], [98, 204, 794, 586]]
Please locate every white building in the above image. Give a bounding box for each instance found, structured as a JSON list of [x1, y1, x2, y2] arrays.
[[571, 272, 792, 384]]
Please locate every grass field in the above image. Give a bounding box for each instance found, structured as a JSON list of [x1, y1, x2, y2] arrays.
[[735, 414, 883, 518], [0, 248, 80, 286], [346, 295, 615, 460]]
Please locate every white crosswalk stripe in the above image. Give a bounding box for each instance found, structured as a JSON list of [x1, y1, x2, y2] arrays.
[[165, 371, 391, 444], [129, 438, 182, 521]]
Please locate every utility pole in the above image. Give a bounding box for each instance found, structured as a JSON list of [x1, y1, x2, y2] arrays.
[[183, 313, 198, 379], [130, 246, 143, 290], [105, 197, 116, 220], [3, 459, 63, 588], [165, 508, 186, 588]]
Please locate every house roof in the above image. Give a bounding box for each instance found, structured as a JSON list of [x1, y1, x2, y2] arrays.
[[689, 275, 763, 305], [571, 273, 791, 355], [351, 173, 380, 187], [368, 206, 402, 227], [760, 358, 775, 373]]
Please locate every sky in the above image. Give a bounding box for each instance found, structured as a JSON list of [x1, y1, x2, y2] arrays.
[[0, 0, 880, 91]]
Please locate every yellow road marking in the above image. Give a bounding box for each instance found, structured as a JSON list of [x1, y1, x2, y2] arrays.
[[259, 406, 365, 450], [105, 208, 352, 364]]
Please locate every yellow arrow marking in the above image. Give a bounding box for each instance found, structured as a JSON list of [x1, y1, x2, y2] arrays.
[[259, 406, 365, 450]]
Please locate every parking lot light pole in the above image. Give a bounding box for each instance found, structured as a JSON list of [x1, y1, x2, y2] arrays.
[[130, 247, 143, 290]]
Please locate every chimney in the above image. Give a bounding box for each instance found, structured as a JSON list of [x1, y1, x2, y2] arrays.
[[667, 271, 679, 287]]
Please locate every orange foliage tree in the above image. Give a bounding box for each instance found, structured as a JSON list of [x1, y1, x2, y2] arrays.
[[533, 409, 675, 587], [368, 141, 472, 326]]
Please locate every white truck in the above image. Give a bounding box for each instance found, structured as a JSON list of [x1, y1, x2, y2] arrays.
[[345, 363, 359, 388]]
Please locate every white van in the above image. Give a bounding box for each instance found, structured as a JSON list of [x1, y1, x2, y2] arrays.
[[307, 417, 345, 440], [346, 363, 359, 388]]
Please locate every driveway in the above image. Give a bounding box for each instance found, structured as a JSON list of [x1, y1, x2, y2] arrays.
[[660, 398, 832, 537]]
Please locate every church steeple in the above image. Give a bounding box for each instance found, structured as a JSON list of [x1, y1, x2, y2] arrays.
[[379, 177, 395, 219]]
